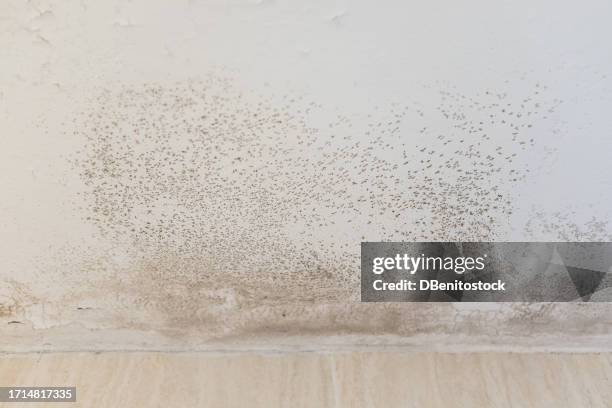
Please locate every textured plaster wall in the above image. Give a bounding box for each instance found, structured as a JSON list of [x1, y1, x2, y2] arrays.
[[1, 0, 612, 352]]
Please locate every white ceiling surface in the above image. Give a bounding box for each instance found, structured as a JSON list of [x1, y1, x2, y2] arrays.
[[1, 0, 612, 350]]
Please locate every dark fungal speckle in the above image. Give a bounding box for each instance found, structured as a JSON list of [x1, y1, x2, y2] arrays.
[[70, 75, 561, 331]]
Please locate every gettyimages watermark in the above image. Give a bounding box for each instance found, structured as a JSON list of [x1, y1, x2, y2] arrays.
[[361, 242, 612, 302]]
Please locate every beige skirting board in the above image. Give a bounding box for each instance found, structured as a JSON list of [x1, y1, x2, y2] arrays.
[[0, 351, 611, 408]]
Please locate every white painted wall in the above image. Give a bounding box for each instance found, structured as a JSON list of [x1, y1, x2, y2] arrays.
[[1, 0, 612, 351]]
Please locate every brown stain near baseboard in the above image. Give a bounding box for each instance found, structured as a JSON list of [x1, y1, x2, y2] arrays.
[[0, 304, 15, 318]]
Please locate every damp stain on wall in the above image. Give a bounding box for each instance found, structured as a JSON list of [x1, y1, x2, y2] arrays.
[[61, 73, 574, 335]]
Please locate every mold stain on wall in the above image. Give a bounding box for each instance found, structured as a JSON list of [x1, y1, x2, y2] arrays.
[[60, 73, 589, 340]]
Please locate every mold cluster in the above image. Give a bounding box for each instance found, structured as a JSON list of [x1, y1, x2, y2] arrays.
[[72, 75, 561, 326]]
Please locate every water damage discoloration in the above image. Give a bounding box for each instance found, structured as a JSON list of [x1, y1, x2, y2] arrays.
[[0, 280, 39, 321], [52, 74, 608, 345]]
